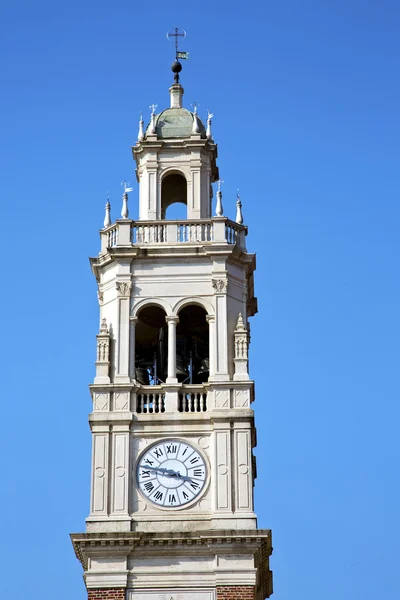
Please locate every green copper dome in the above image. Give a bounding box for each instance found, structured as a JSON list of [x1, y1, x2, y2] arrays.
[[146, 107, 206, 139]]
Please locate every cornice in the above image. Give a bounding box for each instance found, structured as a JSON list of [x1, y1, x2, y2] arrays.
[[71, 529, 272, 571]]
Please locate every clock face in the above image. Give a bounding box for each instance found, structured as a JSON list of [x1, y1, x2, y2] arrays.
[[136, 439, 208, 508]]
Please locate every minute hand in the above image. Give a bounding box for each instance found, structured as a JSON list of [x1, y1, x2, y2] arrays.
[[142, 465, 192, 481]]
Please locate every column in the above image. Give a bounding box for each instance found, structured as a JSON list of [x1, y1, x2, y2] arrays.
[[129, 317, 137, 380], [166, 316, 179, 383], [206, 314, 216, 377]]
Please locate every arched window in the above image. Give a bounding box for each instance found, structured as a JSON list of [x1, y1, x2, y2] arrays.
[[176, 305, 209, 384], [161, 173, 187, 219], [135, 305, 168, 385]]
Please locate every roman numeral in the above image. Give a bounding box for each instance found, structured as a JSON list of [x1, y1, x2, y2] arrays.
[[193, 468, 203, 477], [153, 490, 163, 501], [144, 482, 154, 493], [168, 494, 177, 503], [144, 458, 154, 465], [166, 444, 177, 454], [190, 480, 200, 490], [154, 448, 163, 458], [182, 491, 189, 499], [189, 456, 199, 464], [141, 469, 151, 478], [182, 447, 188, 456]]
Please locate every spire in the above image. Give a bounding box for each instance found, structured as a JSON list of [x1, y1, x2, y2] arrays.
[[192, 102, 200, 134], [149, 104, 157, 135], [215, 180, 224, 216], [103, 196, 111, 228], [236, 190, 244, 224], [121, 181, 133, 219], [137, 112, 144, 142], [206, 110, 214, 140]]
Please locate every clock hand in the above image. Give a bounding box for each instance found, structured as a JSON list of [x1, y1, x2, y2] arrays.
[[141, 464, 192, 481]]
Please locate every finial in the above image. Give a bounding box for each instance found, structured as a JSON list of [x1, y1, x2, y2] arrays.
[[104, 193, 111, 228], [235, 190, 244, 225], [206, 109, 214, 140], [191, 102, 200, 134], [215, 180, 224, 217], [99, 317, 108, 334], [121, 181, 133, 219], [235, 313, 246, 331], [167, 28, 189, 83], [138, 112, 144, 142], [149, 104, 157, 135]]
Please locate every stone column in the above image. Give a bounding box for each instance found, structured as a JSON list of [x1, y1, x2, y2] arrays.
[[115, 280, 132, 383], [129, 317, 138, 380], [206, 314, 216, 377], [166, 316, 179, 383]]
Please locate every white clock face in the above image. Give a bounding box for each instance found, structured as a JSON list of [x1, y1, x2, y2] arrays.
[[136, 439, 208, 508]]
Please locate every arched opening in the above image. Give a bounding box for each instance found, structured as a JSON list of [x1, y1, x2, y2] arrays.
[[161, 173, 187, 219], [135, 305, 168, 385], [176, 305, 209, 384]]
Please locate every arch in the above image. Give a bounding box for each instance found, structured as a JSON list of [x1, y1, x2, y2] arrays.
[[134, 303, 169, 385], [161, 170, 188, 220], [131, 297, 172, 319], [175, 303, 210, 384], [172, 296, 214, 318]]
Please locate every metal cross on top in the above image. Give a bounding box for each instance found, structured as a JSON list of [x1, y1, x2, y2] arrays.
[[167, 27, 189, 60]]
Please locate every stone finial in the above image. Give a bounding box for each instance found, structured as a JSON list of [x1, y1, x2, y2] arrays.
[[95, 317, 110, 384], [121, 181, 133, 219], [215, 179, 224, 217], [234, 312, 249, 381], [192, 113, 200, 134], [104, 198, 111, 228], [99, 317, 108, 334], [138, 112, 144, 142], [236, 190, 244, 225], [121, 192, 129, 218], [149, 104, 157, 135], [206, 109, 214, 140], [235, 313, 246, 331]]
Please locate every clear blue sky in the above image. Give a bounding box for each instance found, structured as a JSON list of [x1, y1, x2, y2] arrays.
[[0, 1, 399, 599]]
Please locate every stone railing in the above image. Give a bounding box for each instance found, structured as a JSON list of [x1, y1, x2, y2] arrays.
[[133, 384, 208, 414], [100, 217, 246, 252]]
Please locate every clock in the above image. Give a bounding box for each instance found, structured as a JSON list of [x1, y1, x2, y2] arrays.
[[136, 439, 208, 508]]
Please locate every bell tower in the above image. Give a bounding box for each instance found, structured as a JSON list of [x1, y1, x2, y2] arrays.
[[71, 47, 273, 600]]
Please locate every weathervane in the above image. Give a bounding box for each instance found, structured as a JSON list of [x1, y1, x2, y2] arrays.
[[167, 27, 189, 83]]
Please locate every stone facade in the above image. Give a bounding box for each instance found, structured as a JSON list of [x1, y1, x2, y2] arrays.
[[71, 61, 272, 600]]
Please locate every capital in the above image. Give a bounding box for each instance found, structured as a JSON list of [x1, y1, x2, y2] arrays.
[[165, 315, 179, 325]]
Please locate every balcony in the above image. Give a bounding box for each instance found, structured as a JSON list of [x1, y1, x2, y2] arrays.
[[100, 217, 247, 253]]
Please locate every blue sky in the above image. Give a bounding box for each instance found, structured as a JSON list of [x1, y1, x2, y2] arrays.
[[0, 1, 399, 599]]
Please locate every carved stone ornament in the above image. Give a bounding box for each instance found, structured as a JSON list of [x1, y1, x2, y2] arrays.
[[116, 281, 132, 297], [212, 278, 227, 294], [97, 290, 104, 305], [99, 317, 108, 334]]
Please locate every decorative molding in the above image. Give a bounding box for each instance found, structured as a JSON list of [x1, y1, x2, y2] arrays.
[[94, 392, 110, 411], [215, 389, 230, 408], [114, 392, 130, 411], [116, 281, 132, 297], [212, 278, 227, 294], [97, 290, 104, 305], [71, 530, 273, 570], [234, 389, 250, 408]]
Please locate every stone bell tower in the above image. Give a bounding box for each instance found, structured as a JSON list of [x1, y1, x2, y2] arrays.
[[71, 50, 273, 600]]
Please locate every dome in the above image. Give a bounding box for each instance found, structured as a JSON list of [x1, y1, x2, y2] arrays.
[[146, 107, 206, 139]]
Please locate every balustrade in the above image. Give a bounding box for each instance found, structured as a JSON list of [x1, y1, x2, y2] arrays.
[[101, 218, 246, 251], [178, 388, 208, 413], [136, 390, 165, 414]]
